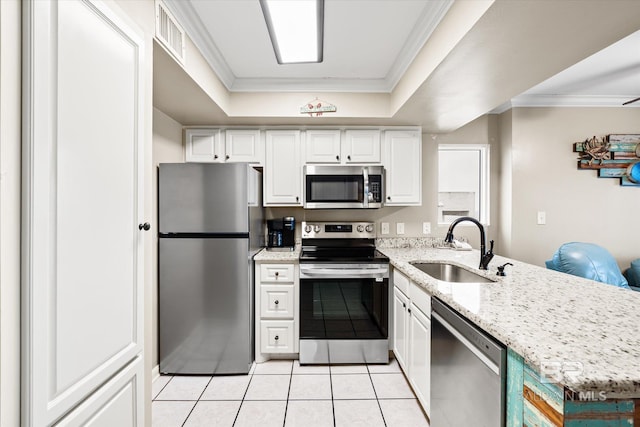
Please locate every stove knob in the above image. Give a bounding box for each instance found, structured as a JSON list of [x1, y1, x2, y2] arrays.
[[304, 225, 312, 233], [365, 224, 374, 232], [314, 225, 321, 233], [357, 225, 364, 232]]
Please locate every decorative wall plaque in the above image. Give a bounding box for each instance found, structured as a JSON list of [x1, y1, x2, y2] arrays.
[[574, 134, 640, 187]]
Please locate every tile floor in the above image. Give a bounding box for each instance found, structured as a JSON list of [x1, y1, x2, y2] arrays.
[[152, 359, 429, 427]]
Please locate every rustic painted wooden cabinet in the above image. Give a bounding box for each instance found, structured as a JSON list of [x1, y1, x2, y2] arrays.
[[507, 349, 640, 426]]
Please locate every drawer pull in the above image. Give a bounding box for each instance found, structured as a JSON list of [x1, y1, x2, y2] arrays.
[[274, 300, 279, 305], [275, 271, 279, 278], [274, 335, 279, 341]]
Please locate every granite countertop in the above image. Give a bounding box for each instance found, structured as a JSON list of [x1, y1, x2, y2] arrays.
[[379, 246, 640, 399], [254, 245, 301, 262]]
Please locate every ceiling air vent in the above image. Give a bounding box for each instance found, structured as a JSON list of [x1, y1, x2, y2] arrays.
[[155, 0, 185, 64]]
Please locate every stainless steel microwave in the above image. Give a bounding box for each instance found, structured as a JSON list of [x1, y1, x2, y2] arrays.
[[303, 165, 384, 209]]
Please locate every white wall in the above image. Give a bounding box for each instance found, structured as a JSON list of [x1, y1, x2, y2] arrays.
[[0, 1, 22, 425], [501, 107, 640, 268]]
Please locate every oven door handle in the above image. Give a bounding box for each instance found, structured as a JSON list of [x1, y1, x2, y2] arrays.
[[300, 266, 389, 279]]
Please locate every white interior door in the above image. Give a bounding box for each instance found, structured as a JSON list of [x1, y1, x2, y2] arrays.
[[22, 1, 145, 425]]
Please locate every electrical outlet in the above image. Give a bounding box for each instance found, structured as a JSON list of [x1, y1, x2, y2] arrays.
[[396, 222, 405, 235], [381, 222, 389, 235], [422, 222, 431, 235], [537, 211, 546, 225]]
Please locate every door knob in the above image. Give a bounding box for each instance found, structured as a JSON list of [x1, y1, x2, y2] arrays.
[[138, 222, 150, 231]]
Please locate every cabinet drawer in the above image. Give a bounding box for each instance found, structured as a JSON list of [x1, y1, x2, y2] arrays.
[[393, 269, 410, 295], [260, 321, 295, 353], [409, 281, 431, 317], [260, 285, 294, 318], [260, 264, 295, 283]]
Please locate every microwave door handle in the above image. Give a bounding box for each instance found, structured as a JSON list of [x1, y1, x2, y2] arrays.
[[363, 167, 369, 208]]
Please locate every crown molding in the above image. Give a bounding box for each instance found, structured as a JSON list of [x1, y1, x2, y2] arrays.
[[230, 77, 390, 93], [161, 0, 236, 90], [385, 0, 454, 92], [490, 94, 640, 113]]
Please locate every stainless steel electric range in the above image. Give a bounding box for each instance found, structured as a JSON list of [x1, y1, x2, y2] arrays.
[[298, 221, 390, 364]]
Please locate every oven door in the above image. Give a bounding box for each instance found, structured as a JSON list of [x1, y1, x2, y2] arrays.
[[299, 263, 389, 363]]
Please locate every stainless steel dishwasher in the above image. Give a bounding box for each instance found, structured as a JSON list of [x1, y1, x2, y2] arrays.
[[431, 298, 506, 426]]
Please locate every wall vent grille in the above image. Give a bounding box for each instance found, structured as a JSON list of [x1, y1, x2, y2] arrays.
[[155, 1, 185, 64]]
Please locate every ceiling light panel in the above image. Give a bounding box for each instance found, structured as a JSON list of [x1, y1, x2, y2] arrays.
[[260, 0, 324, 64]]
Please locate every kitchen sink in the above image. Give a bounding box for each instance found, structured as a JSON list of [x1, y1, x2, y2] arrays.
[[409, 262, 494, 283]]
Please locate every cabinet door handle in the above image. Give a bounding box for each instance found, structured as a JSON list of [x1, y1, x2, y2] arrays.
[[225, 155, 230, 160], [274, 271, 279, 278], [336, 155, 339, 161], [387, 196, 391, 201], [214, 154, 218, 159], [402, 302, 406, 308], [296, 196, 299, 202], [408, 308, 412, 314], [347, 155, 351, 161], [138, 222, 150, 231], [274, 300, 279, 305], [274, 335, 279, 341]]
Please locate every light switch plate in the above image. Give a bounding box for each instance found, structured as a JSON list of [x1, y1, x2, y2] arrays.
[[422, 222, 431, 234], [396, 222, 405, 235], [537, 211, 546, 225], [381, 222, 389, 235]]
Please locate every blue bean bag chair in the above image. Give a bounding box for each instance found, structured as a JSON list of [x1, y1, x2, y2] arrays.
[[623, 259, 640, 290], [546, 242, 629, 289]]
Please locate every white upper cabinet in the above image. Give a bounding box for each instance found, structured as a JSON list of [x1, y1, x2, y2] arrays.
[[185, 128, 223, 162], [186, 129, 264, 164], [225, 129, 264, 165], [305, 130, 342, 163], [383, 130, 422, 206], [264, 130, 303, 206], [343, 130, 381, 163], [305, 129, 381, 164]]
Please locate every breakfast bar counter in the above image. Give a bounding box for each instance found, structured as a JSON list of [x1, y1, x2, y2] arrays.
[[378, 244, 640, 424]]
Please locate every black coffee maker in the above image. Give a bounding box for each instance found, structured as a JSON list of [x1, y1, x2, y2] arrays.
[[267, 217, 295, 251]]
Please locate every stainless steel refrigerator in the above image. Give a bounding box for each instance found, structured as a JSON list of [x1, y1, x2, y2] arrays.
[[158, 163, 263, 375]]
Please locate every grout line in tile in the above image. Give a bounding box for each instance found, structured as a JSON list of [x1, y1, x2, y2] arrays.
[[231, 372, 254, 427], [152, 376, 173, 401], [367, 366, 388, 427], [180, 376, 213, 427]]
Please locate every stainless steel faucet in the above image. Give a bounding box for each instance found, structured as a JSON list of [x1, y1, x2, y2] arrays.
[[444, 216, 494, 270]]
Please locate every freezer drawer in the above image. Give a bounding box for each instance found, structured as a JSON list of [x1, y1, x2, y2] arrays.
[[159, 237, 253, 374]]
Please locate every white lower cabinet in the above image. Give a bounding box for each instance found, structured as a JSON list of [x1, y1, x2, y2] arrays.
[[260, 321, 295, 353], [393, 269, 431, 417], [408, 302, 431, 416], [255, 262, 299, 362], [393, 287, 409, 371]]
